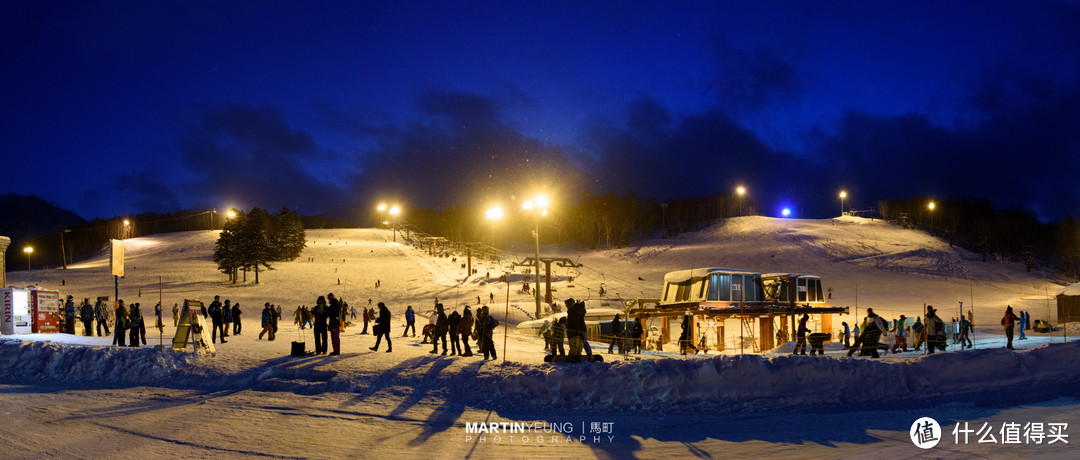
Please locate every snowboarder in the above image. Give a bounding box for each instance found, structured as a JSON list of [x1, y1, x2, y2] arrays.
[[370, 302, 392, 352], [448, 308, 462, 356], [459, 306, 474, 356], [430, 303, 448, 355], [1002, 305, 1020, 350]]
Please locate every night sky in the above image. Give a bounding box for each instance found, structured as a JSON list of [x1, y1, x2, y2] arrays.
[[4, 1, 1079, 222]]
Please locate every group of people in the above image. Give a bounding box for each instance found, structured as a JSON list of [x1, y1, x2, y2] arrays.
[[61, 295, 159, 347], [413, 303, 500, 359], [838, 305, 1034, 357]]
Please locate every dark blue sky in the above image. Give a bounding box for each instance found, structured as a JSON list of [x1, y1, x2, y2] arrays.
[[4, 1, 1079, 221]]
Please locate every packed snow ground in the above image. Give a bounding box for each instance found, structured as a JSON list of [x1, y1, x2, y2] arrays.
[[2, 216, 1078, 458]]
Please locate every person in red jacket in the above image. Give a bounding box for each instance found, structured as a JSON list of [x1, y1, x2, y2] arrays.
[[1002, 305, 1020, 350]]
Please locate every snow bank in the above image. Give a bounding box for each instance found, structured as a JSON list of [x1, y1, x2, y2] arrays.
[[5, 338, 1079, 415]]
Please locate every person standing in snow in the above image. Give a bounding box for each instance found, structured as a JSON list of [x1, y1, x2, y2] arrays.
[[1002, 305, 1020, 350], [459, 306, 474, 356], [841, 322, 851, 348], [128, 303, 146, 347], [259, 303, 275, 340], [859, 309, 887, 358], [608, 314, 623, 354], [80, 299, 95, 336], [430, 303, 448, 355], [312, 296, 329, 354], [912, 317, 925, 351], [793, 314, 810, 355], [632, 318, 644, 354], [1018, 310, 1028, 340], [328, 293, 343, 355], [370, 302, 392, 352], [925, 307, 947, 353], [478, 306, 498, 360], [447, 308, 462, 356], [350, 305, 357, 320], [679, 313, 698, 355], [94, 297, 111, 337], [113, 300, 129, 347], [959, 315, 973, 349], [221, 300, 232, 338], [172, 302, 180, 327], [361, 307, 370, 335], [890, 315, 909, 353], [232, 302, 242, 335], [207, 297, 226, 344], [403, 305, 416, 337]]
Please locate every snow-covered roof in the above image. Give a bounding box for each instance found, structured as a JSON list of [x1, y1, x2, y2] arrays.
[[1058, 282, 1080, 297], [664, 267, 758, 284]]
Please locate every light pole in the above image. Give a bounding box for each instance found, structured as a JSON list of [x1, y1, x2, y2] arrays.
[[23, 246, 33, 273], [377, 203, 387, 229], [839, 191, 847, 217], [523, 194, 549, 318], [928, 201, 936, 235], [123, 219, 131, 239], [486, 206, 503, 247], [389, 205, 401, 242], [736, 186, 746, 217]]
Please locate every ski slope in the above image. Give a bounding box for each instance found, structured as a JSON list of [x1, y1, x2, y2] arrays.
[[1, 216, 1076, 458]]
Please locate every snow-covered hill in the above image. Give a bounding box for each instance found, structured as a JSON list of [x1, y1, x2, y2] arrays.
[[1, 217, 1075, 457]]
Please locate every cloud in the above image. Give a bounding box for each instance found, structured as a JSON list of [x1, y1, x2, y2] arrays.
[[349, 90, 586, 210], [174, 104, 346, 214]]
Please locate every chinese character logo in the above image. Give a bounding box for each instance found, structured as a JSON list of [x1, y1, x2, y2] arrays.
[[911, 417, 942, 449]]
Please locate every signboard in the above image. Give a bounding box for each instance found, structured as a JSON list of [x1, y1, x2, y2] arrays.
[[173, 300, 215, 357], [110, 239, 124, 277]]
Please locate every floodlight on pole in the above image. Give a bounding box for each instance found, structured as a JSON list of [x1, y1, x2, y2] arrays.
[[486, 206, 503, 246], [389, 205, 401, 242], [928, 201, 936, 235], [839, 191, 847, 216], [23, 246, 33, 273], [523, 194, 549, 318], [736, 186, 746, 216]]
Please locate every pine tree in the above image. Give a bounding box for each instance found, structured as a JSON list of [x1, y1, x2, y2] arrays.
[[239, 208, 273, 284], [213, 209, 244, 283], [270, 206, 306, 261]]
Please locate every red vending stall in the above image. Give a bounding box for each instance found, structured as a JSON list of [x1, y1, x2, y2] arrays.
[[30, 287, 60, 333]]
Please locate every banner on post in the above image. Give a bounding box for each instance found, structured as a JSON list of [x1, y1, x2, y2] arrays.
[[110, 239, 124, 277]]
